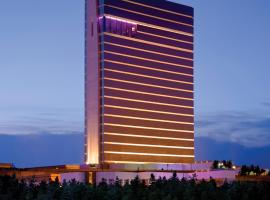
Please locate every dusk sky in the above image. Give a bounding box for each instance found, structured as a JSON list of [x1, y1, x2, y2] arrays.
[[1, 0, 270, 167]]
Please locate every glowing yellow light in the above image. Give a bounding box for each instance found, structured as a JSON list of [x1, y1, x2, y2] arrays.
[[104, 141, 194, 149], [86, 141, 99, 164], [104, 77, 193, 92], [104, 151, 195, 157], [104, 104, 194, 117], [104, 42, 193, 61], [104, 95, 194, 109], [104, 114, 194, 125], [104, 4, 193, 27], [104, 87, 194, 101], [104, 68, 193, 84], [121, 0, 193, 19], [104, 15, 137, 25], [104, 123, 194, 133], [103, 32, 193, 53], [104, 59, 193, 76], [104, 132, 194, 141]]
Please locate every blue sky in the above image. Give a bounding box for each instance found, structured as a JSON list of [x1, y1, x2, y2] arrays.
[[0, 0, 270, 167]]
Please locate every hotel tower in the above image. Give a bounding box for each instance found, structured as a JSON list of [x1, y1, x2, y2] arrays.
[[85, 0, 194, 166]]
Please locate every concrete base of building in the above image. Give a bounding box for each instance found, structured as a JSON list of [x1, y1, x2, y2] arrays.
[[0, 161, 240, 185]]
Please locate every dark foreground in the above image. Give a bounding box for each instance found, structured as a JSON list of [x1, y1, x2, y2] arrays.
[[1, 174, 270, 200]]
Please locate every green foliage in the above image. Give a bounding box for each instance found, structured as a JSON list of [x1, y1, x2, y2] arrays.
[[213, 160, 219, 169], [240, 165, 267, 176], [0, 174, 270, 200], [212, 160, 234, 169]]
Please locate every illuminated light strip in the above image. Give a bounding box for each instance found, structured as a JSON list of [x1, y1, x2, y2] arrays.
[[104, 161, 191, 164], [104, 50, 192, 70], [101, 15, 137, 25], [104, 59, 193, 77], [104, 105, 194, 117], [104, 132, 194, 141], [104, 87, 194, 101], [104, 77, 193, 93], [104, 14, 193, 37], [104, 68, 193, 85], [104, 123, 194, 133], [104, 4, 193, 27], [105, 95, 194, 109], [104, 114, 194, 125], [103, 32, 193, 53], [104, 142, 194, 149], [137, 31, 193, 45], [104, 42, 193, 61], [122, 0, 193, 19], [104, 151, 195, 158]]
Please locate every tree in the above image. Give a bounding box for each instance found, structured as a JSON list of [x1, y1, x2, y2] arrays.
[[1, 173, 270, 200], [227, 160, 233, 169], [254, 166, 261, 175], [149, 173, 156, 184], [213, 160, 219, 169], [240, 165, 248, 176], [250, 165, 255, 173], [222, 160, 227, 168], [171, 171, 178, 181], [260, 168, 266, 175]]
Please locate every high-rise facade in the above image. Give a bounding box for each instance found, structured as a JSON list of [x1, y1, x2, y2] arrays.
[[85, 0, 194, 165]]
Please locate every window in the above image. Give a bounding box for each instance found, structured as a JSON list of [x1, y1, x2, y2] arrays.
[[99, 16, 137, 37]]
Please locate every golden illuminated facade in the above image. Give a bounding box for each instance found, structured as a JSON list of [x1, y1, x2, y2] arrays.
[[85, 0, 194, 165]]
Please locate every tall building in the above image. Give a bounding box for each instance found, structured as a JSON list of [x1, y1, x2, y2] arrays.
[[85, 0, 194, 166]]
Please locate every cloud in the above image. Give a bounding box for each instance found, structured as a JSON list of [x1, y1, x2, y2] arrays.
[[0, 133, 83, 167], [196, 111, 270, 148], [0, 107, 83, 135], [196, 137, 270, 168], [261, 101, 270, 107], [2, 106, 270, 149]]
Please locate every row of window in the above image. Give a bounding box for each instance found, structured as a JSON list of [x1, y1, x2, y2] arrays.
[[99, 16, 137, 37], [101, 178, 151, 185]]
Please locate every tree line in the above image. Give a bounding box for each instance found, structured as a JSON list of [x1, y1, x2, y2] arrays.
[[212, 160, 233, 169], [240, 165, 269, 176], [1, 173, 270, 200]]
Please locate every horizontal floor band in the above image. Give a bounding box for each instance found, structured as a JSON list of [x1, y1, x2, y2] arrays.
[[104, 132, 194, 141], [105, 4, 193, 27], [104, 68, 193, 85], [104, 123, 194, 133], [103, 14, 193, 37], [104, 141, 194, 149], [104, 59, 193, 77], [104, 50, 193, 70], [104, 114, 194, 125], [104, 151, 195, 157], [104, 105, 194, 117], [104, 87, 194, 101], [104, 160, 189, 164], [122, 0, 193, 19], [104, 95, 194, 109], [104, 41, 193, 61], [137, 31, 193, 44], [103, 32, 193, 53], [104, 77, 193, 93]]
